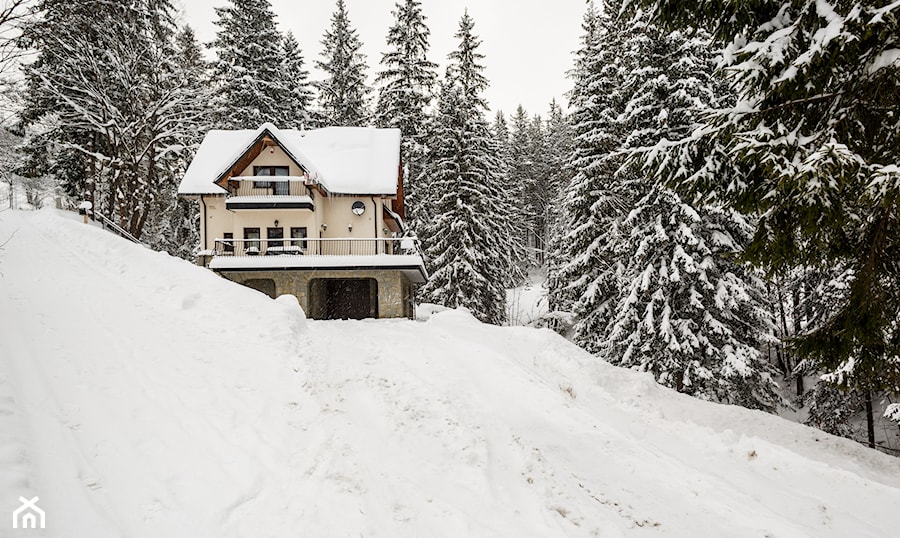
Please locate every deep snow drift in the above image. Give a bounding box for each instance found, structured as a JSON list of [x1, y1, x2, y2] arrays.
[[1, 209, 898, 537]]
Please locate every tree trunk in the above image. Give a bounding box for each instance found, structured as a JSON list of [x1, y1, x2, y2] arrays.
[[792, 285, 804, 398], [865, 391, 875, 449]]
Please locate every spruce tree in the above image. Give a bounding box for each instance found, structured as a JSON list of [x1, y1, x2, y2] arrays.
[[375, 0, 437, 223], [418, 12, 523, 323], [316, 0, 370, 127], [628, 0, 900, 435], [210, 0, 287, 129], [279, 32, 314, 129], [548, 1, 629, 343]]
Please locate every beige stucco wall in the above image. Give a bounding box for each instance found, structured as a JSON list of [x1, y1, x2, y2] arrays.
[[215, 269, 414, 319], [198, 148, 395, 251]]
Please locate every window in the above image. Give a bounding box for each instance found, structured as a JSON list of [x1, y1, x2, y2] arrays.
[[253, 165, 289, 189], [222, 232, 234, 253], [266, 227, 284, 252], [291, 227, 308, 249], [243, 227, 260, 254]]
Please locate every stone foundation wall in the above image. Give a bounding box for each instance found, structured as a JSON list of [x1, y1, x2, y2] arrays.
[[215, 269, 414, 319]]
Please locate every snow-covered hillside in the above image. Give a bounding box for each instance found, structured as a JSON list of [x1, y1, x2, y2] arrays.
[[1, 209, 898, 537]]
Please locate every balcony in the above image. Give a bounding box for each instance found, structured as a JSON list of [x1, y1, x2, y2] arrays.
[[207, 237, 428, 282], [225, 177, 314, 210]]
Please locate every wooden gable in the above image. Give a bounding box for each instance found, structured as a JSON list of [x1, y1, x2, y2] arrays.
[[214, 131, 303, 190]]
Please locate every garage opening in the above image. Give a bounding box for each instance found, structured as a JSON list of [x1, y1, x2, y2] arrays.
[[243, 278, 276, 298], [309, 278, 378, 320]]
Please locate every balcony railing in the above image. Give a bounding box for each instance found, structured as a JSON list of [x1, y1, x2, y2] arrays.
[[228, 177, 310, 197], [213, 237, 420, 257]]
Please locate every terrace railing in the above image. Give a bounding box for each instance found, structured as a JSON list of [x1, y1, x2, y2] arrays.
[[212, 237, 421, 257]]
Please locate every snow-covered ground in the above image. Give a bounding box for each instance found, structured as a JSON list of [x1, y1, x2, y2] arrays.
[[1, 208, 899, 537], [506, 269, 549, 326]]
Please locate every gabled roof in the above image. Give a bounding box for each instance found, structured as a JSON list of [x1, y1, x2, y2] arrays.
[[177, 123, 401, 196]]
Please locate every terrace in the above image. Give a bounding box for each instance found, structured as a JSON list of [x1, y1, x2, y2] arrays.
[[206, 237, 428, 283]]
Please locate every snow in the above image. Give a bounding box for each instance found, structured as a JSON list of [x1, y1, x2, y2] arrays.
[[296, 127, 401, 195], [506, 269, 549, 326], [2, 208, 900, 537], [224, 195, 314, 206], [177, 124, 400, 196], [208, 253, 424, 269]]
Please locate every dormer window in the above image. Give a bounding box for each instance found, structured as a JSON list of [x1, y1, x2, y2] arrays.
[[253, 165, 289, 189]]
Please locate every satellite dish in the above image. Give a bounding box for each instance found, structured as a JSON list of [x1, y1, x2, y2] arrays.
[[351, 201, 366, 216]]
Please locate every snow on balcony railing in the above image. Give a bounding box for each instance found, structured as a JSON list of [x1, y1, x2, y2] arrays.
[[229, 177, 310, 197], [212, 237, 421, 257]]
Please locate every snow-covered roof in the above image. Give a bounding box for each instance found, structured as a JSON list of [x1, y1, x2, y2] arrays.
[[178, 123, 401, 196]]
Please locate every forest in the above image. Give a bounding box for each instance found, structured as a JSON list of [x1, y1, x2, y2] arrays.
[[0, 0, 899, 452]]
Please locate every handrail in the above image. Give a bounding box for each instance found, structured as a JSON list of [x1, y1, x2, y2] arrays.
[[91, 210, 146, 246], [213, 237, 421, 257]]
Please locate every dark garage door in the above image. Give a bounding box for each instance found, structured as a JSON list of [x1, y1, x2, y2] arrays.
[[323, 278, 378, 320]]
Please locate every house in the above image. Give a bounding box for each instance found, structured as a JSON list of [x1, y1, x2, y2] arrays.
[[177, 123, 427, 320], [13, 496, 45, 529]]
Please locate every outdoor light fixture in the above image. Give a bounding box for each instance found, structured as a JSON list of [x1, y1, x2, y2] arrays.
[[320, 223, 327, 231], [348, 223, 353, 232], [274, 219, 279, 227]]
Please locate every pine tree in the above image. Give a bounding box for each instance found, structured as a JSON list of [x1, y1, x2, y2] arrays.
[[279, 32, 314, 129], [375, 0, 437, 223], [316, 0, 370, 127], [210, 0, 287, 129], [418, 12, 524, 323], [629, 0, 900, 435]]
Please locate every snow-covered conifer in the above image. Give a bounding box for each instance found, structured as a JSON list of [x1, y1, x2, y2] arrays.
[[628, 0, 900, 426], [279, 32, 313, 129], [548, 1, 629, 339], [316, 0, 370, 127], [210, 0, 287, 129], [418, 12, 524, 323], [375, 0, 437, 222]]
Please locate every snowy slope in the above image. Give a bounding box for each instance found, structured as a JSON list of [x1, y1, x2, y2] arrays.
[[1, 209, 899, 538]]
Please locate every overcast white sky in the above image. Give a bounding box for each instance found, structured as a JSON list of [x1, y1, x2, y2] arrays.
[[174, 0, 589, 119]]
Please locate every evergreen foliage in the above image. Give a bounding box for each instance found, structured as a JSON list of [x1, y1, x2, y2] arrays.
[[279, 32, 314, 129], [548, 2, 628, 336], [316, 0, 370, 127], [553, 3, 776, 408], [374, 0, 437, 223], [627, 0, 900, 403], [418, 12, 524, 324], [20, 0, 204, 247], [210, 0, 287, 129]]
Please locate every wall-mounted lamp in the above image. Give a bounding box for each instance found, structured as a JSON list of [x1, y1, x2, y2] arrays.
[[274, 219, 279, 228], [320, 223, 327, 231], [348, 223, 353, 232], [383, 228, 389, 236]]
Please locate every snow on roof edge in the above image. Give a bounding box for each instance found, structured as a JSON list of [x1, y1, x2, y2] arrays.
[[178, 124, 401, 196]]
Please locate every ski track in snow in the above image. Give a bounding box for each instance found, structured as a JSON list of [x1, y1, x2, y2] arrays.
[[0, 208, 899, 537]]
